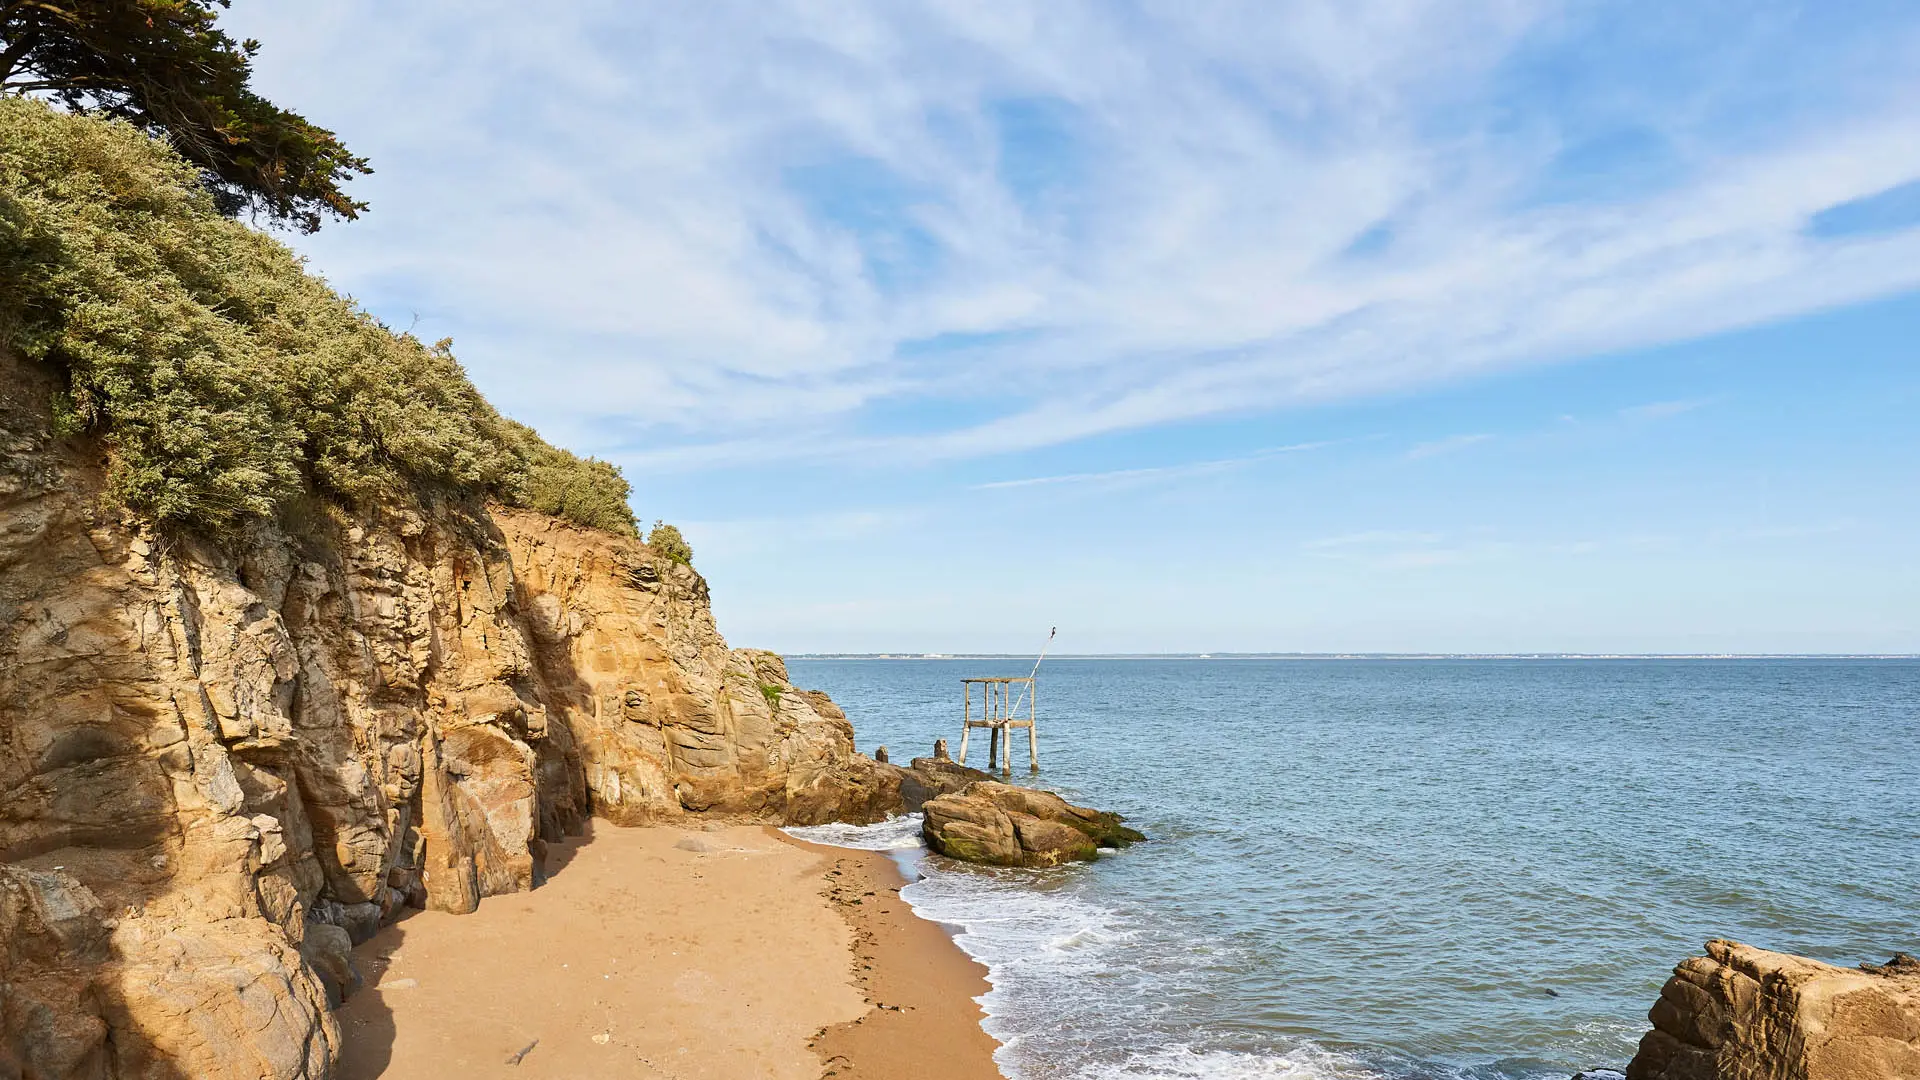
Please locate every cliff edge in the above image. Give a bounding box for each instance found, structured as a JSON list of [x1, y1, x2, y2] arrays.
[[0, 349, 896, 1077]]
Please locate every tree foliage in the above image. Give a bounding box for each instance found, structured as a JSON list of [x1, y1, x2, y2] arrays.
[[0, 0, 369, 232], [0, 96, 636, 536], [647, 520, 693, 565]]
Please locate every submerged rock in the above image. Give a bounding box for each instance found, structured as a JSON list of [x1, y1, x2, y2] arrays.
[[1625, 940, 1920, 1080], [920, 781, 1145, 867]]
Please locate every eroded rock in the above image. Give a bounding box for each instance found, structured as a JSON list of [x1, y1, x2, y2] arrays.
[[921, 781, 1145, 867], [897, 756, 996, 812], [1626, 940, 1920, 1080]]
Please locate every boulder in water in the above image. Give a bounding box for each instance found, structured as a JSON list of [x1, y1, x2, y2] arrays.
[[920, 781, 1144, 867]]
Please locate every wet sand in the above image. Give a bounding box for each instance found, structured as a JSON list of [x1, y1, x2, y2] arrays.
[[336, 821, 1001, 1079], [781, 834, 1004, 1080]]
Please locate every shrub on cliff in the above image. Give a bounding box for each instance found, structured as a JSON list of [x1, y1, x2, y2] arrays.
[[647, 520, 693, 565], [0, 97, 636, 537], [502, 419, 638, 536]]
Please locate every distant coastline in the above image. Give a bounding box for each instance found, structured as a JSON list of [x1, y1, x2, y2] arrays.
[[791, 652, 1920, 660]]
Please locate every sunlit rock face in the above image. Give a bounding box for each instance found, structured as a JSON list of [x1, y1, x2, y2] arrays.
[[0, 349, 892, 1077], [1627, 940, 1920, 1080]]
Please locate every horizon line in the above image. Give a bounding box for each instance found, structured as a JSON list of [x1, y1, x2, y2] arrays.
[[783, 652, 1920, 660]]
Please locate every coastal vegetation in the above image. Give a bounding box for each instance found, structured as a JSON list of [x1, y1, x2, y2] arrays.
[[648, 519, 694, 564], [0, 96, 638, 538]]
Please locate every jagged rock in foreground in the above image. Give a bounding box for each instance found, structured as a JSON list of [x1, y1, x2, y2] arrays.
[[921, 781, 1145, 867], [0, 351, 899, 1077], [1626, 940, 1920, 1080]]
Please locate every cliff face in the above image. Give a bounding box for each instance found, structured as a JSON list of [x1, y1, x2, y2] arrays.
[[0, 351, 897, 1078], [1627, 941, 1920, 1080]]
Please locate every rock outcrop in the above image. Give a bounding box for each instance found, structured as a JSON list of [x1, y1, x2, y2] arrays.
[[1626, 940, 1920, 1080], [892, 755, 997, 813], [0, 350, 898, 1077], [921, 781, 1145, 867]]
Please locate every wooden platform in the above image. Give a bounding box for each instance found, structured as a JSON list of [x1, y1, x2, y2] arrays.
[[959, 676, 1037, 772]]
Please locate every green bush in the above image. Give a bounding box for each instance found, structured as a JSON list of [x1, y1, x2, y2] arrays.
[[647, 520, 693, 565], [501, 419, 637, 535], [0, 97, 636, 536]]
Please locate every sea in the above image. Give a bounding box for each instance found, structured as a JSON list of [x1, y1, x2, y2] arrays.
[[784, 658, 1920, 1080]]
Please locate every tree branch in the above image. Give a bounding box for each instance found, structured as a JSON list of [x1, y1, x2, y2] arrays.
[[0, 28, 43, 83]]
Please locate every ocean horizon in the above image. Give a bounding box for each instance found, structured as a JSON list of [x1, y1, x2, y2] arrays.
[[788, 653, 1920, 660]]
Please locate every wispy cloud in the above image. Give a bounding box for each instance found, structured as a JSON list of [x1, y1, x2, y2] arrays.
[[1301, 530, 1499, 571], [1301, 529, 1447, 550], [973, 441, 1335, 489], [228, 1, 1920, 471], [685, 507, 925, 560], [1725, 520, 1857, 541], [1619, 398, 1712, 422], [1406, 433, 1495, 460]]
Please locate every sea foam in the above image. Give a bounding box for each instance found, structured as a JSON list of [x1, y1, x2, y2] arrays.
[[782, 812, 926, 850], [786, 814, 1382, 1080], [1074, 1046, 1383, 1080]]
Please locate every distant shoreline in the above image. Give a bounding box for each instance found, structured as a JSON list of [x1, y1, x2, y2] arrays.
[[790, 652, 1920, 660]]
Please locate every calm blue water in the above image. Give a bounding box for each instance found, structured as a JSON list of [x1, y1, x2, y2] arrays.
[[787, 658, 1920, 1080]]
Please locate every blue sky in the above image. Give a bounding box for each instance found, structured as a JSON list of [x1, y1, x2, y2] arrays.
[[228, 1, 1919, 653]]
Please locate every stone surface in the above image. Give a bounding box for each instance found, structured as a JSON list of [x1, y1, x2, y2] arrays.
[[0, 350, 899, 1077], [1626, 940, 1920, 1080], [920, 781, 1145, 867], [896, 757, 996, 813]]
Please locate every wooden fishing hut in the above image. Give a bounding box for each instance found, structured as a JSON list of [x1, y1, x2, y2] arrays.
[[958, 676, 1037, 773]]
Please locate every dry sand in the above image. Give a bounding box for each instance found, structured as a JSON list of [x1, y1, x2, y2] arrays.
[[337, 821, 1002, 1079]]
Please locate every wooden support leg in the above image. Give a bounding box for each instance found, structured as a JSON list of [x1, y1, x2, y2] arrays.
[[1029, 679, 1039, 771], [988, 726, 999, 771], [960, 682, 971, 764]]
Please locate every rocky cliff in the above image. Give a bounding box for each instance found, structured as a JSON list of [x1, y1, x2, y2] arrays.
[[0, 350, 898, 1078], [1626, 941, 1920, 1080]]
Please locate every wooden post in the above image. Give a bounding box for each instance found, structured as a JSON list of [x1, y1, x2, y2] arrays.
[[997, 682, 1010, 773], [1028, 677, 1039, 771], [958, 682, 971, 765]]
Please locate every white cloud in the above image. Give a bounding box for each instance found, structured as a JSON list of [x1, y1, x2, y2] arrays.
[[1301, 529, 1447, 549], [972, 441, 1335, 489], [1619, 398, 1711, 421], [1406, 433, 1495, 460], [226, 1, 1920, 471]]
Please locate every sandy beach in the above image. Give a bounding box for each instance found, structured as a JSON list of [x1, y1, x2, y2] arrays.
[[336, 822, 1002, 1079]]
